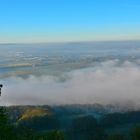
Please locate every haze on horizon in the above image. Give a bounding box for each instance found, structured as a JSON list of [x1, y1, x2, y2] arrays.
[[1, 1, 140, 107], [0, 0, 140, 43], [0, 41, 140, 106]]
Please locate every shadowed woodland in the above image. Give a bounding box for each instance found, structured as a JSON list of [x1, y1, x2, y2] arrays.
[[1, 105, 140, 140]]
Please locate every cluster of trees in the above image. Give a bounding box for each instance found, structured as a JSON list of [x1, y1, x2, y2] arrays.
[[0, 107, 64, 140], [68, 115, 140, 140], [1, 107, 140, 140], [18, 115, 60, 131], [100, 111, 140, 127]]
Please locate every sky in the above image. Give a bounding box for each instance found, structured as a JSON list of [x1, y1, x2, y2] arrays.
[[0, 0, 140, 43]]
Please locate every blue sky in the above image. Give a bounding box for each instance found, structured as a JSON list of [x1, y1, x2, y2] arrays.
[[0, 0, 140, 43]]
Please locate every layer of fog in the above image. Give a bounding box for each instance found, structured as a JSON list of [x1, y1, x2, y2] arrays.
[[1, 59, 140, 108]]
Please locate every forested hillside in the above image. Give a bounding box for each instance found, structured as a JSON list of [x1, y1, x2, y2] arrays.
[[1, 105, 140, 140]]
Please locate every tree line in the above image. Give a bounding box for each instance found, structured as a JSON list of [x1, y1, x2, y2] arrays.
[[1, 107, 140, 140]]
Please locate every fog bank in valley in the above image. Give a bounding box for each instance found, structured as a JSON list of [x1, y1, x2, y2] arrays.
[[1, 60, 140, 108]]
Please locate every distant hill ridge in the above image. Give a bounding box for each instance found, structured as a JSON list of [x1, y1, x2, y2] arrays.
[[2, 104, 140, 133], [5, 104, 140, 122]]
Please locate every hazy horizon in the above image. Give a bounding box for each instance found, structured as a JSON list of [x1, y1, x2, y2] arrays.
[[0, 1, 140, 107], [0, 41, 140, 107]]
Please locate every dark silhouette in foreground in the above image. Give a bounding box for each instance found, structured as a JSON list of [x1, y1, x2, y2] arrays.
[[0, 84, 3, 96]]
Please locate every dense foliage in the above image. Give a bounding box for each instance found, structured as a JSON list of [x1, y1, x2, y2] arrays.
[[1, 106, 140, 140]]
